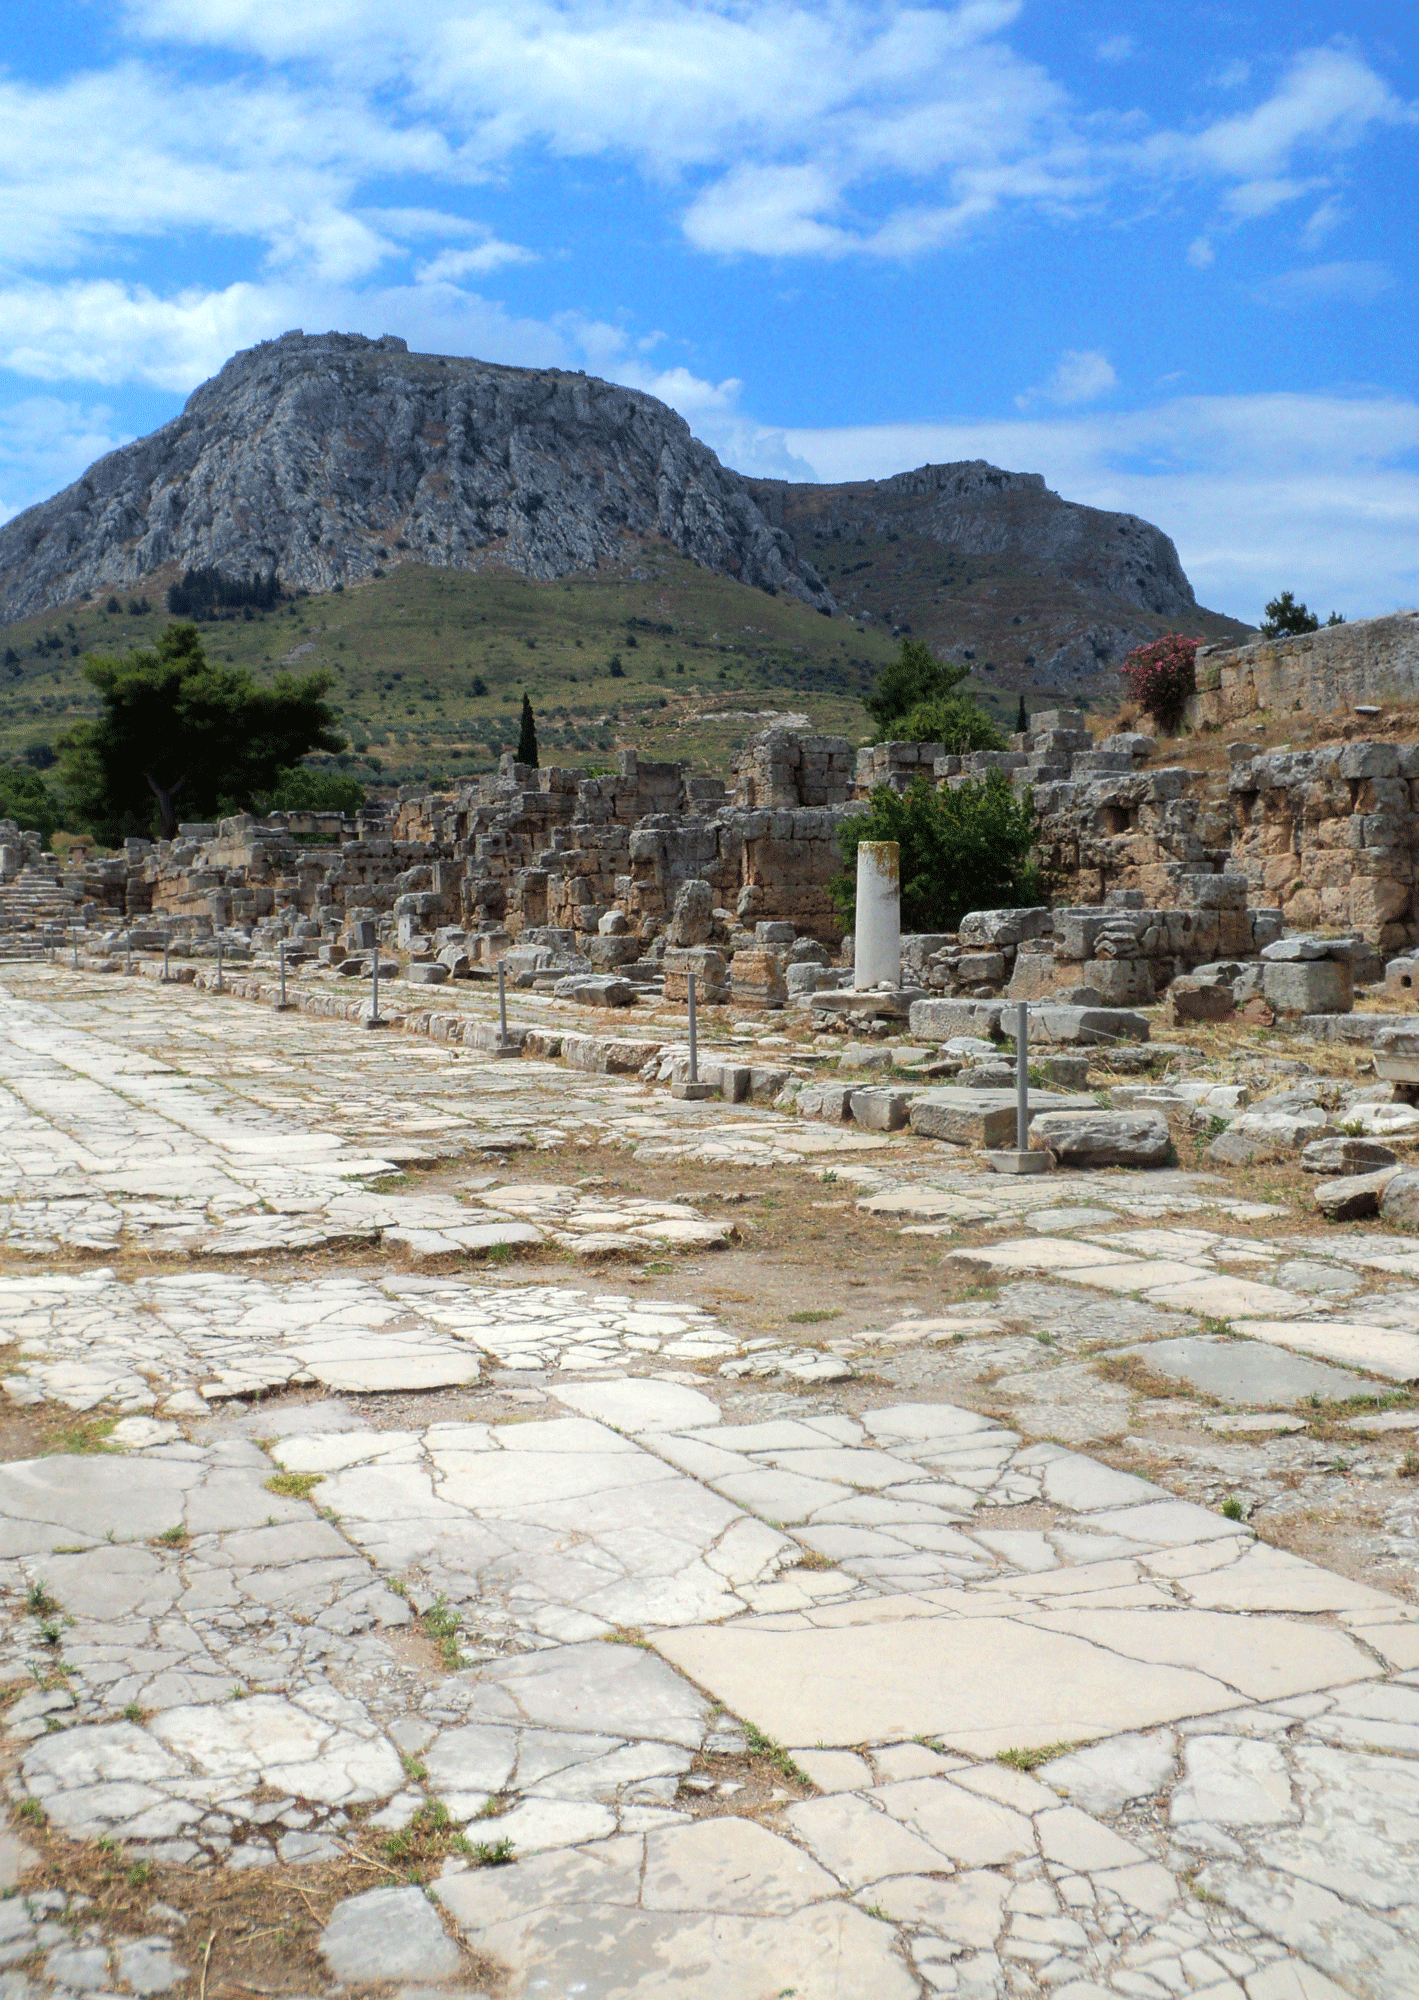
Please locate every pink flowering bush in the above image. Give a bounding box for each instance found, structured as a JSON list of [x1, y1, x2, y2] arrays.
[[1119, 633, 1200, 734]]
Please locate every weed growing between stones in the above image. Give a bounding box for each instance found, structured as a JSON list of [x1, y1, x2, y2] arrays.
[[742, 1721, 810, 1785], [997, 1742, 1077, 1772], [421, 1592, 467, 1669], [1221, 1495, 1246, 1521], [381, 1800, 477, 1879], [43, 1415, 118, 1455], [1094, 1353, 1198, 1401], [264, 1471, 324, 1500]]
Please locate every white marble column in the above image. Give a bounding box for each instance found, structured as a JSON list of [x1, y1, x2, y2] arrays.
[[854, 841, 901, 989]]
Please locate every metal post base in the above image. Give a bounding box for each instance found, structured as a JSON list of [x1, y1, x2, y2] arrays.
[[671, 1080, 716, 1100], [488, 1041, 521, 1059], [984, 1149, 1050, 1175]]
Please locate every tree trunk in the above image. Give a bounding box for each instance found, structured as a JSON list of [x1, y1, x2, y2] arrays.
[[144, 772, 186, 841]]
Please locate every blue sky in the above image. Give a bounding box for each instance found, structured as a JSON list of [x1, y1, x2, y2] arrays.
[[1, 1, 1415, 622]]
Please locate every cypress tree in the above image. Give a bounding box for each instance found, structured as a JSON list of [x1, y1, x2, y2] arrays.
[[1015, 694, 1028, 734], [517, 693, 539, 768]]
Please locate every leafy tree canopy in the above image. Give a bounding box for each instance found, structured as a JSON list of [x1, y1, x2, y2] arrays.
[[1260, 591, 1319, 637], [59, 623, 343, 842], [895, 694, 1006, 754], [254, 766, 365, 815], [864, 638, 972, 735], [835, 770, 1049, 934], [0, 764, 64, 841]]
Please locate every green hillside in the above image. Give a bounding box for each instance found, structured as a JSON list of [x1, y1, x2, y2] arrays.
[[0, 545, 951, 797]]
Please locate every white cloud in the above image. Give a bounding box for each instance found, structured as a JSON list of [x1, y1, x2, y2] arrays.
[[416, 240, 537, 282], [1252, 260, 1396, 308], [0, 11, 1403, 319], [1017, 349, 1118, 410], [1140, 46, 1415, 233], [1187, 235, 1215, 268], [0, 277, 567, 393], [1095, 35, 1135, 64], [0, 398, 130, 524], [778, 392, 1419, 622], [1301, 194, 1345, 245]]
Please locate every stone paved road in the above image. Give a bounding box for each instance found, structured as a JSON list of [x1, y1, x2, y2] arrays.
[[0, 967, 1415, 1999]]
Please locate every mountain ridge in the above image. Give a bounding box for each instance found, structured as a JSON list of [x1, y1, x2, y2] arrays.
[[0, 331, 1250, 699]]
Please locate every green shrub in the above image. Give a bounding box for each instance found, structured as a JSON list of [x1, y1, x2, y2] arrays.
[[897, 695, 1006, 754], [0, 764, 65, 839], [254, 766, 365, 814], [835, 771, 1049, 932]]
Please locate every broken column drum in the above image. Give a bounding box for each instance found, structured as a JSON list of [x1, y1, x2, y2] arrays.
[[854, 842, 901, 990]]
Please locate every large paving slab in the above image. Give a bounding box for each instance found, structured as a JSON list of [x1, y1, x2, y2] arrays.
[[4, 968, 1419, 1999]]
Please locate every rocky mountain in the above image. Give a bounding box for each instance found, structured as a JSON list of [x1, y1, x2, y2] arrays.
[[0, 331, 1248, 701], [748, 461, 1252, 701], [0, 331, 832, 625]]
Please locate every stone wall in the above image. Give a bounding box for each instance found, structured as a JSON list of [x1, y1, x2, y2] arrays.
[[1226, 742, 1419, 950], [1190, 610, 1419, 727]]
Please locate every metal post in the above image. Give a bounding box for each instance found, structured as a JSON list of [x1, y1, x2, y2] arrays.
[[279, 938, 287, 1008], [371, 946, 380, 1021], [216, 938, 223, 993], [1016, 1001, 1029, 1154], [162, 937, 170, 983], [497, 960, 508, 1047], [71, 926, 78, 969], [125, 936, 131, 977], [688, 970, 699, 1084]]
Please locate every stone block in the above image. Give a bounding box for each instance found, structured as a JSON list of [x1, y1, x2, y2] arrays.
[[1262, 959, 1353, 1016], [589, 934, 641, 970], [663, 946, 730, 1003], [786, 962, 838, 997], [1301, 1136, 1400, 1175], [1316, 1169, 1400, 1221], [849, 1088, 913, 1131], [466, 1020, 527, 1052], [796, 1082, 855, 1121], [954, 951, 1008, 987], [957, 906, 1054, 949], [552, 974, 637, 1007], [909, 1095, 1017, 1148], [1379, 1170, 1419, 1230], [405, 962, 449, 986], [1028, 1111, 1171, 1168], [665, 879, 714, 946], [561, 1033, 664, 1075], [1165, 978, 1236, 1027], [1015, 1005, 1150, 1045], [730, 948, 788, 1009], [908, 998, 1005, 1041]]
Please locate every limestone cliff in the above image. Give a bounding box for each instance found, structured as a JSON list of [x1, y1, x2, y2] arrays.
[[0, 331, 834, 623]]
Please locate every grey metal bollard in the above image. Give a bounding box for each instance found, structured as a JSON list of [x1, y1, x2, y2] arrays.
[[371, 947, 380, 1020], [277, 938, 289, 1010], [125, 936, 131, 977], [498, 960, 508, 1047], [1016, 1000, 1029, 1153], [688, 971, 699, 1084], [216, 939, 223, 992], [162, 937, 170, 983], [72, 926, 78, 969]]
